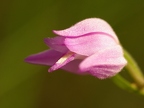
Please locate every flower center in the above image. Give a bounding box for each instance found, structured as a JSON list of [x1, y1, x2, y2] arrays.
[[56, 52, 75, 64], [48, 51, 87, 72], [48, 51, 75, 72]]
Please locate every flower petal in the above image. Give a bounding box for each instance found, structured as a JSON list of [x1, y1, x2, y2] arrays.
[[79, 45, 127, 79], [62, 59, 88, 75], [53, 18, 118, 42], [44, 37, 68, 52], [25, 49, 64, 66], [64, 33, 117, 56], [88, 65, 125, 79]]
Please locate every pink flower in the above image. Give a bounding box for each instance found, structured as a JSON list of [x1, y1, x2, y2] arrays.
[[25, 18, 127, 79]]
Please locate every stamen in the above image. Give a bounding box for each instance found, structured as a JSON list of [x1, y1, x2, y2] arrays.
[[48, 51, 75, 72], [56, 52, 75, 64]]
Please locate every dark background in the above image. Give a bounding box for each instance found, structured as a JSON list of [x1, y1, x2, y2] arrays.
[[0, 0, 144, 108]]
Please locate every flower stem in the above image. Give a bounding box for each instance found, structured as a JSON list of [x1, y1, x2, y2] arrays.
[[112, 74, 137, 92], [124, 49, 144, 89]]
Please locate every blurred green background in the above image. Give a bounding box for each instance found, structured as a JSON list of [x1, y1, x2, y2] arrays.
[[1, 0, 144, 108]]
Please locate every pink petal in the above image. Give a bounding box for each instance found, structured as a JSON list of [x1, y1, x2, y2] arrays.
[[79, 45, 127, 79], [44, 37, 68, 52], [64, 33, 117, 56], [25, 49, 64, 66], [53, 18, 118, 43], [62, 59, 88, 75]]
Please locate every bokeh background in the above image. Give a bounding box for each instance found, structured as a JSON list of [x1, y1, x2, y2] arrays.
[[1, 0, 144, 108]]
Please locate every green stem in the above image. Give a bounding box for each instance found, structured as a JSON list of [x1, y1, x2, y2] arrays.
[[124, 49, 144, 89], [111, 74, 137, 92], [112, 74, 144, 95]]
